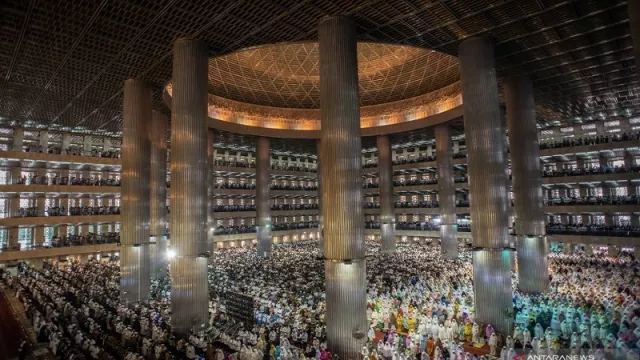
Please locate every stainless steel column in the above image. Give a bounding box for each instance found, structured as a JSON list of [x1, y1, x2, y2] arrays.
[[377, 135, 396, 253], [121, 79, 152, 302], [319, 15, 367, 359], [169, 38, 209, 336], [256, 136, 272, 257], [505, 75, 549, 294], [459, 37, 513, 335], [150, 110, 168, 279], [317, 139, 324, 252], [435, 125, 458, 259], [207, 129, 215, 258]]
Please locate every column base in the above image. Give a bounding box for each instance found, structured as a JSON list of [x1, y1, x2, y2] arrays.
[[440, 224, 458, 259], [379, 223, 396, 253], [516, 236, 549, 293], [120, 243, 152, 304], [256, 227, 272, 257], [473, 248, 514, 336], [325, 259, 367, 360], [150, 235, 168, 279], [170, 255, 209, 337]]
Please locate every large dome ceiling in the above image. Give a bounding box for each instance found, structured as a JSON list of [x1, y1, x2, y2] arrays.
[[207, 42, 460, 109]]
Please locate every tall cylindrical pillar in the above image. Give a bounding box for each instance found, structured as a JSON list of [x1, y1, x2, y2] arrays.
[[435, 124, 458, 259], [150, 110, 168, 279], [256, 136, 272, 257], [459, 37, 513, 335], [169, 38, 209, 336], [317, 139, 324, 252], [505, 75, 549, 294], [377, 135, 396, 253], [207, 129, 215, 258], [121, 79, 152, 303], [319, 16, 367, 359]]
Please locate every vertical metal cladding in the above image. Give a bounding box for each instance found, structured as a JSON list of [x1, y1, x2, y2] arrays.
[[171, 256, 210, 333], [256, 136, 272, 257], [473, 249, 514, 335], [435, 124, 458, 258], [121, 79, 152, 302], [516, 236, 549, 292], [150, 110, 168, 278], [319, 15, 365, 261], [170, 38, 209, 336], [377, 135, 396, 253], [459, 37, 513, 336], [319, 16, 366, 360], [459, 37, 511, 249], [505, 76, 549, 293], [325, 260, 368, 360], [316, 139, 324, 252], [207, 129, 215, 259]]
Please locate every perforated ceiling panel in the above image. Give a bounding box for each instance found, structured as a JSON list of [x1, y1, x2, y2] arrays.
[[0, 0, 636, 133]]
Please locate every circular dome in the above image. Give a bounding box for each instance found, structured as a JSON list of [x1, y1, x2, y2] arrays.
[[207, 42, 459, 109]]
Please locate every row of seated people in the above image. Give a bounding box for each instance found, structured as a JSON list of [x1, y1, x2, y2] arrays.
[[49, 232, 120, 247], [0, 232, 120, 252], [270, 184, 318, 191], [270, 164, 317, 173], [545, 224, 640, 237], [363, 221, 472, 232], [14, 175, 120, 186], [214, 159, 255, 168], [23, 144, 121, 158], [364, 176, 468, 189], [364, 220, 640, 238], [542, 165, 640, 177], [213, 221, 320, 235], [12, 206, 121, 217], [539, 131, 640, 149], [5, 261, 216, 360], [213, 204, 319, 212], [544, 195, 640, 206]]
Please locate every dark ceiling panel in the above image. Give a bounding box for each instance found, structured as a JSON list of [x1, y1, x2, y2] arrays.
[[0, 0, 636, 136]]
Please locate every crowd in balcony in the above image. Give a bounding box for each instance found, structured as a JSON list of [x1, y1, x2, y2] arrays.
[[14, 174, 120, 186], [271, 184, 317, 191], [270, 164, 317, 173], [544, 195, 640, 206], [546, 224, 640, 237], [22, 144, 121, 158], [542, 165, 640, 178], [215, 182, 255, 189], [395, 201, 439, 208], [212, 203, 319, 213], [213, 221, 319, 235], [539, 131, 640, 150], [214, 159, 255, 168], [49, 232, 120, 247], [392, 155, 435, 165], [9, 206, 122, 217]]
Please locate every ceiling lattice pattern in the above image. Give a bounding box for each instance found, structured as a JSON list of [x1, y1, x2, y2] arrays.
[[208, 42, 459, 108], [0, 0, 637, 134]]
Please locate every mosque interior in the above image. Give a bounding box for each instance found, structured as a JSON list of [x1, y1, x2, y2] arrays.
[[0, 0, 640, 359]]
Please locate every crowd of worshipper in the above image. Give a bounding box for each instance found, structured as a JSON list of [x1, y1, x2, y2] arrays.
[[539, 131, 640, 150], [1, 241, 639, 360], [14, 174, 121, 186], [21, 144, 121, 158]]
